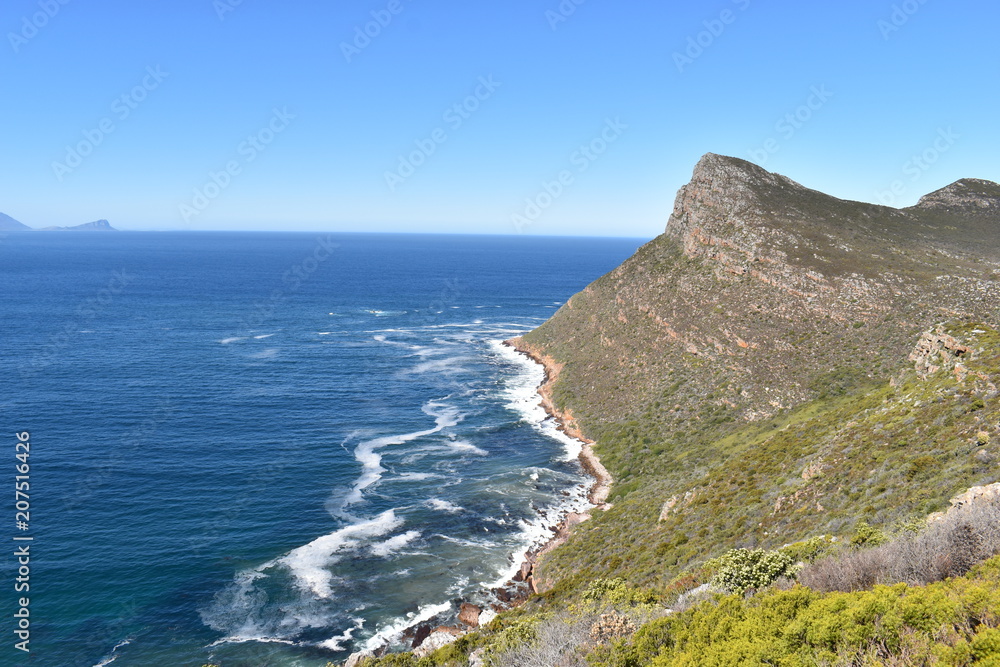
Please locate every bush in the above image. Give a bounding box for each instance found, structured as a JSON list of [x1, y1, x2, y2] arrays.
[[586, 557, 1000, 666], [486, 616, 590, 667], [850, 520, 889, 548], [581, 578, 658, 607], [800, 497, 1000, 592], [707, 548, 797, 595]]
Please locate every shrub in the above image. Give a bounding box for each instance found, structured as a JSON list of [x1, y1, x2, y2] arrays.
[[486, 616, 590, 667], [800, 497, 1000, 592], [850, 520, 889, 548], [587, 557, 1000, 666], [581, 578, 658, 607], [707, 548, 797, 595]]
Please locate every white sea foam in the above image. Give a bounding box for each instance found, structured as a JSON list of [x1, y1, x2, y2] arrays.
[[249, 348, 279, 359], [489, 340, 583, 462], [219, 337, 245, 344], [319, 617, 366, 651], [396, 472, 444, 481], [369, 530, 421, 557], [281, 510, 404, 599], [91, 638, 131, 667], [207, 635, 300, 648], [254, 334, 275, 339], [362, 601, 452, 653], [447, 439, 488, 456], [404, 356, 474, 376], [334, 401, 463, 515], [426, 498, 464, 513]]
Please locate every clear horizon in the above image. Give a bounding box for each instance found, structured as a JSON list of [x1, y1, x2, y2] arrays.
[[3, 1, 998, 235]]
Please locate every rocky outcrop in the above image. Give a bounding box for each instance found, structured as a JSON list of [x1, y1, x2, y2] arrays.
[[928, 483, 1000, 524], [910, 327, 973, 378], [344, 650, 374, 667], [522, 153, 1000, 434], [458, 603, 481, 627], [412, 626, 464, 658], [909, 178, 1000, 217]]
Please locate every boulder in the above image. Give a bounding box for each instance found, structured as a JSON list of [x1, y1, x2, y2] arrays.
[[458, 603, 481, 627], [412, 626, 464, 658], [345, 650, 374, 667]]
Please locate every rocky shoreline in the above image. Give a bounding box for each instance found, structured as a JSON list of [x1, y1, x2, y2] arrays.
[[504, 337, 613, 507], [342, 338, 612, 665]]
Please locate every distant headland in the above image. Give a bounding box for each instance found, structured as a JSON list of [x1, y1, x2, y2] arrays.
[[0, 213, 117, 232]]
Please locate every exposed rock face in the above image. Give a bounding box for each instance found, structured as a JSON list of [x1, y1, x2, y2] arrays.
[[522, 153, 1000, 430], [468, 647, 487, 667], [910, 178, 1000, 217], [458, 603, 481, 627], [910, 327, 973, 378], [412, 626, 464, 658], [948, 483, 1000, 510], [928, 483, 1000, 524], [344, 650, 374, 667]]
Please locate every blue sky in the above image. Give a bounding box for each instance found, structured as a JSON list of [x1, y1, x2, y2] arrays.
[[2, 0, 997, 236]]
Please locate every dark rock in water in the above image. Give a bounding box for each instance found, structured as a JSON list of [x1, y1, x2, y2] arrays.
[[411, 624, 432, 649]]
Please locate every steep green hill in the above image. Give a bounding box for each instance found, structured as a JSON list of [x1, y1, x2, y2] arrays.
[[516, 154, 1000, 591], [352, 155, 1000, 666]]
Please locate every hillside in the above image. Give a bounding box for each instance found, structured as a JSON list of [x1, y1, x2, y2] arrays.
[[0, 215, 117, 231], [0, 212, 31, 231], [352, 156, 1000, 666], [38, 219, 117, 231], [512, 154, 999, 587]]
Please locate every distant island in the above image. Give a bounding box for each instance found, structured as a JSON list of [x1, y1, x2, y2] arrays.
[[0, 213, 116, 232]]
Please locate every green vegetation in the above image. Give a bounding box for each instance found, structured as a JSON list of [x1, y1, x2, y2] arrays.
[[353, 158, 1000, 666], [588, 557, 1000, 666], [706, 548, 797, 595]]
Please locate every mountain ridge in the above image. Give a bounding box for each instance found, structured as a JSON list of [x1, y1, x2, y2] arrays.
[[37, 219, 117, 231], [356, 155, 1000, 665], [0, 212, 32, 231]]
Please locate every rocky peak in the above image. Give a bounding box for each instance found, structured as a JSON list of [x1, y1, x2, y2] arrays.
[[909, 178, 1000, 216], [687, 153, 802, 192]]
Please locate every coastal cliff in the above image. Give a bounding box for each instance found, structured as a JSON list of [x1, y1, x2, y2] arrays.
[[356, 154, 1000, 666]]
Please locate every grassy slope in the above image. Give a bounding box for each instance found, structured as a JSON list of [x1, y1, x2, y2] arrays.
[[358, 162, 1000, 665], [534, 321, 999, 593]]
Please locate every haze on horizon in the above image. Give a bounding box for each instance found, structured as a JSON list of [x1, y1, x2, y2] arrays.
[[2, 0, 998, 236]]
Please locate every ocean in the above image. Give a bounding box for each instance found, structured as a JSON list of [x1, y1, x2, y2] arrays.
[[0, 231, 644, 666]]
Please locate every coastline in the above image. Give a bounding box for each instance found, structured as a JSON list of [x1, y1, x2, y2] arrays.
[[344, 336, 613, 665], [498, 336, 613, 593], [503, 337, 613, 507]]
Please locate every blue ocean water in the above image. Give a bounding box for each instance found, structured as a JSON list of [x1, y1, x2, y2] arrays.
[[0, 232, 644, 666]]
